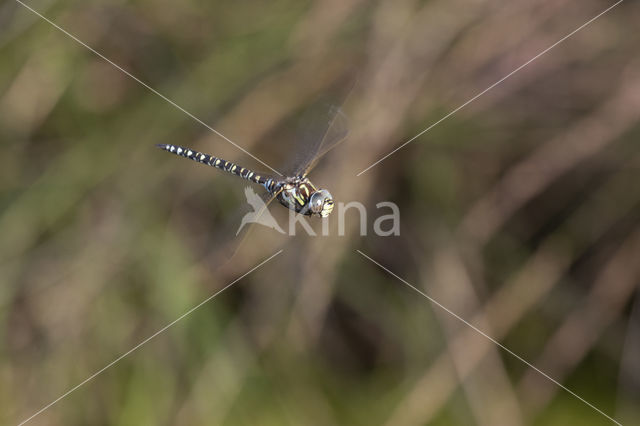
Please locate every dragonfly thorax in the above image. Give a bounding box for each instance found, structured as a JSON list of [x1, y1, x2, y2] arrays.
[[274, 176, 334, 217]]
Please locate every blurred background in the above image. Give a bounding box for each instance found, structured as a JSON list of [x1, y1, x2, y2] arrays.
[[1, 0, 639, 424]]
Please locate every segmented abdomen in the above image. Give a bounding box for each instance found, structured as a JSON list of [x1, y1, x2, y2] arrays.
[[156, 144, 278, 191]]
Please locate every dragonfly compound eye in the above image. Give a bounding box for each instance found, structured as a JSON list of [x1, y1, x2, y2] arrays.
[[310, 189, 334, 217]]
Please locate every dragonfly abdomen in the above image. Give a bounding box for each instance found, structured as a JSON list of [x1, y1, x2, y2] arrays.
[[156, 144, 270, 188]]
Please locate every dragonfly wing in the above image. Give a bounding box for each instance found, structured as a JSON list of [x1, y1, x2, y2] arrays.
[[223, 186, 284, 261], [298, 105, 349, 177], [280, 102, 351, 178]]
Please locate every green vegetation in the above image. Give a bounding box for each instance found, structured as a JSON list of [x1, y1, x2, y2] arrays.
[[1, 1, 638, 424]]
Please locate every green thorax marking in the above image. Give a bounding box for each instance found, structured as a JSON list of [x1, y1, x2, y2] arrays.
[[276, 177, 318, 214]]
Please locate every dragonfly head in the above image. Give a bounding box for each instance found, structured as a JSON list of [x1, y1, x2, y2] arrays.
[[309, 189, 334, 217]]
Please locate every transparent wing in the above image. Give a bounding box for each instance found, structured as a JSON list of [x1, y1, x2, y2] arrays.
[[221, 186, 284, 261], [299, 106, 350, 177], [281, 104, 350, 178]]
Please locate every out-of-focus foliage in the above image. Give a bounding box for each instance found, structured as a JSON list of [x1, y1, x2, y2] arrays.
[[1, 0, 639, 425]]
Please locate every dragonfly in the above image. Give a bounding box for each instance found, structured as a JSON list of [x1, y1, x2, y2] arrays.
[[156, 105, 349, 219]]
